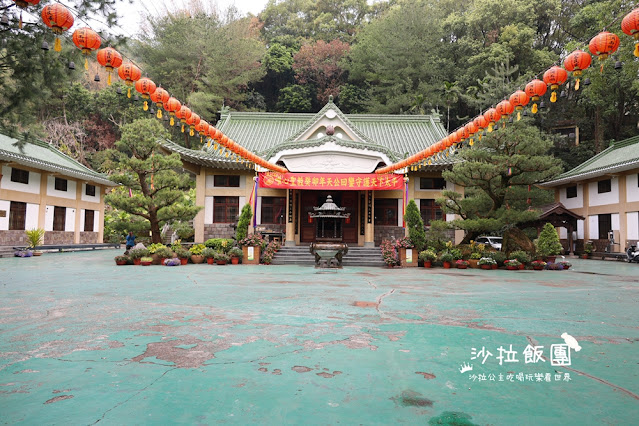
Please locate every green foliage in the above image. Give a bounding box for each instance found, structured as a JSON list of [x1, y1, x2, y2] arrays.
[[235, 204, 253, 241], [128, 248, 149, 259], [276, 85, 313, 112], [439, 251, 454, 263], [424, 220, 451, 252], [418, 249, 437, 261], [204, 238, 234, 253], [510, 249, 531, 264], [488, 251, 507, 266], [155, 247, 174, 258], [147, 244, 167, 254], [536, 222, 563, 257], [229, 247, 243, 257], [104, 119, 201, 243], [189, 244, 206, 256], [25, 228, 44, 248], [174, 247, 190, 259], [202, 248, 217, 259], [404, 200, 426, 251]]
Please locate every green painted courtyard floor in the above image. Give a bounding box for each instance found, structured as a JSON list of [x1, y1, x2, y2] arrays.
[[0, 251, 638, 425]]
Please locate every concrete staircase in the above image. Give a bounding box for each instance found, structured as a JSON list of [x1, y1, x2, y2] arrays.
[[271, 245, 385, 267], [0, 246, 15, 258]]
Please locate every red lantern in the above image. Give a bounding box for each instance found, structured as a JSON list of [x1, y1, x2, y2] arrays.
[[117, 63, 141, 97], [96, 47, 123, 86], [13, 0, 40, 29], [194, 120, 208, 143], [150, 88, 170, 119], [134, 78, 157, 111], [563, 50, 592, 90], [465, 121, 479, 145], [622, 8, 639, 57], [473, 115, 489, 132], [525, 79, 547, 114], [496, 100, 514, 121], [458, 126, 470, 142], [41, 4, 74, 52], [483, 108, 501, 132], [163, 97, 182, 126], [72, 27, 102, 70], [543, 66, 568, 103], [186, 113, 200, 136], [509, 91, 529, 121], [589, 32, 620, 71], [175, 106, 192, 133]]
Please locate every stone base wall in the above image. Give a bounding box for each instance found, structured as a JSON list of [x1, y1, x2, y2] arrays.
[[374, 226, 405, 246], [80, 232, 99, 244], [44, 232, 74, 245], [0, 230, 29, 247], [203, 224, 235, 241]]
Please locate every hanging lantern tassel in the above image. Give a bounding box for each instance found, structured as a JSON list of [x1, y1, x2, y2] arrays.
[[181, 124, 185, 133], [127, 87, 132, 98], [207, 138, 211, 148], [487, 122, 494, 133], [550, 84, 558, 103], [54, 35, 62, 52], [190, 128, 194, 137], [107, 71, 112, 85], [19, 11, 23, 30], [574, 71, 582, 91], [156, 108, 162, 119], [635, 39, 639, 57], [200, 135, 203, 144], [170, 116, 175, 126]]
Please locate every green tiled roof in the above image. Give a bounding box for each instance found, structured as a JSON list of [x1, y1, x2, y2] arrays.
[[0, 133, 114, 186], [542, 135, 639, 187], [157, 139, 252, 170]]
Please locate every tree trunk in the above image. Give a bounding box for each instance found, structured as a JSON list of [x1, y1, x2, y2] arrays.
[[149, 210, 162, 243]]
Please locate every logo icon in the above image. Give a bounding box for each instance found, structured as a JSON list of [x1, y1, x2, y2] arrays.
[[459, 362, 473, 373]]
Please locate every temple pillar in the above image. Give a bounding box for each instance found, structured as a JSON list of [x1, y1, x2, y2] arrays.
[[364, 190, 375, 247], [285, 189, 296, 246]]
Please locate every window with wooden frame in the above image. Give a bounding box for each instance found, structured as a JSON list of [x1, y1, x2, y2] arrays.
[[53, 206, 66, 231], [419, 177, 446, 190], [261, 197, 286, 224], [54, 177, 68, 192], [85, 184, 96, 197], [597, 179, 611, 194], [10, 168, 29, 184], [213, 175, 240, 187], [84, 210, 95, 232], [9, 202, 26, 230], [566, 185, 577, 199], [374, 198, 398, 226], [598, 213, 612, 239], [419, 199, 443, 226], [213, 197, 239, 223]]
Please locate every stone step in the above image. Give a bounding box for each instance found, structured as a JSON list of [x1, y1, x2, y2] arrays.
[[0, 246, 15, 258], [272, 245, 384, 267]]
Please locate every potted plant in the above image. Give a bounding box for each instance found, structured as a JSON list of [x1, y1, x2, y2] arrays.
[[164, 257, 181, 266], [202, 248, 217, 265], [504, 259, 521, 270], [582, 242, 594, 259], [155, 246, 173, 265], [536, 223, 563, 263], [174, 247, 190, 265], [511, 250, 530, 270], [215, 251, 230, 265], [239, 233, 265, 265], [439, 251, 454, 269], [468, 252, 482, 268], [229, 247, 243, 264], [25, 228, 45, 256], [557, 260, 571, 270], [129, 248, 149, 265], [381, 240, 399, 267], [261, 250, 273, 265], [531, 260, 547, 270], [455, 259, 469, 269], [489, 251, 506, 268], [147, 243, 166, 264], [418, 249, 437, 268], [14, 249, 33, 257], [140, 256, 153, 266], [189, 244, 206, 264], [547, 262, 564, 270], [114, 255, 130, 265], [396, 236, 417, 267], [478, 257, 496, 270]]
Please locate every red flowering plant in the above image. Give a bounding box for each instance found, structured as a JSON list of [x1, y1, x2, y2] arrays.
[[395, 236, 414, 249], [381, 239, 399, 266]]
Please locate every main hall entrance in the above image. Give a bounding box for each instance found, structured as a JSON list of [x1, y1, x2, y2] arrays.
[[300, 191, 359, 244]]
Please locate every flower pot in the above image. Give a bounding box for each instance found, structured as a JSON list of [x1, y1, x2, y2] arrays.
[[180, 258, 188, 265], [481, 264, 491, 270], [468, 259, 479, 269], [159, 258, 167, 266], [207, 257, 215, 265], [116, 260, 127, 265], [581, 254, 589, 259], [506, 266, 518, 270], [546, 256, 556, 264], [443, 261, 451, 269], [492, 264, 498, 269], [150, 253, 160, 265], [216, 260, 227, 265], [457, 264, 468, 269], [423, 260, 432, 268], [190, 255, 205, 264], [533, 266, 544, 270], [562, 264, 571, 270], [519, 264, 525, 270], [133, 258, 141, 265], [32, 251, 43, 256], [140, 261, 152, 266], [231, 257, 240, 265]]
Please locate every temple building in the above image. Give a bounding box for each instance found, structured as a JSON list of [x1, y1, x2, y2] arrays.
[[161, 99, 464, 246], [0, 133, 114, 246]]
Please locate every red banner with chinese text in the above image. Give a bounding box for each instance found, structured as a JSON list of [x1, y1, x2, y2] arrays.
[[259, 172, 403, 190]]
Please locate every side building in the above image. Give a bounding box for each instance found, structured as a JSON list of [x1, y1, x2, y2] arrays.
[[541, 135, 639, 252], [161, 99, 464, 246], [0, 133, 115, 247]]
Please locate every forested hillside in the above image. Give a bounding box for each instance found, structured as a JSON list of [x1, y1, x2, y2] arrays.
[[1, 0, 637, 172]]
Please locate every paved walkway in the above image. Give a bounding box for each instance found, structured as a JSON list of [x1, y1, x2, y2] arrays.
[[1, 251, 638, 424]]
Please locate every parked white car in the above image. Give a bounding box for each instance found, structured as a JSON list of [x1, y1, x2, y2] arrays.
[[476, 236, 503, 250]]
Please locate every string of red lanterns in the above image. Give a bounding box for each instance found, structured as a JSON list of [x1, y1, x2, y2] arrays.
[[377, 7, 639, 175]]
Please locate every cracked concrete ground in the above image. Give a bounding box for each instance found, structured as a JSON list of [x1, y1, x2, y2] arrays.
[[0, 250, 638, 424]]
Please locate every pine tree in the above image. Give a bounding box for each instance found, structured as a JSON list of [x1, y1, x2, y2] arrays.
[[404, 199, 426, 251], [235, 204, 252, 241], [536, 222, 563, 258], [104, 119, 201, 243]]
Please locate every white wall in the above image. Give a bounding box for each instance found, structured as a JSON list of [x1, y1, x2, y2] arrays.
[[397, 198, 403, 227], [0, 199, 9, 230], [588, 215, 599, 240], [256, 196, 262, 224], [80, 183, 101, 203], [47, 176, 76, 200], [204, 196, 213, 224], [627, 212, 639, 240], [44, 206, 54, 231], [65, 208, 75, 232], [560, 184, 584, 209], [577, 220, 584, 240], [627, 173, 639, 203], [93, 211, 100, 233], [560, 227, 567, 238], [589, 178, 619, 207], [612, 213, 620, 231], [25, 203, 38, 230], [1, 166, 41, 194]]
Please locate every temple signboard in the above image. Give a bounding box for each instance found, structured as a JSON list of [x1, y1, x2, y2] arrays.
[[259, 172, 404, 190]]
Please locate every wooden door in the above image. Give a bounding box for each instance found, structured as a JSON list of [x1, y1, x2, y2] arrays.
[[341, 191, 358, 244]]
